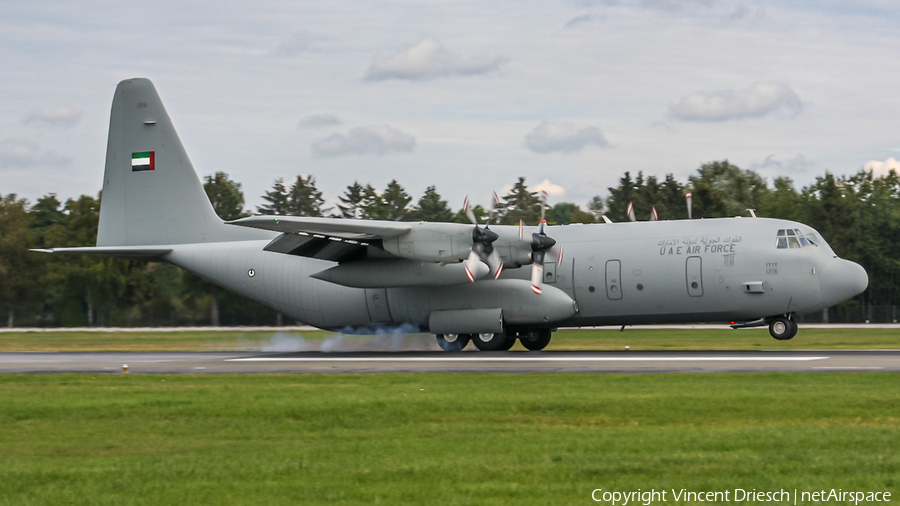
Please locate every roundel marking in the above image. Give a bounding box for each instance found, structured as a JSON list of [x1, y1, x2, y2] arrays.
[[248, 268, 256, 277]]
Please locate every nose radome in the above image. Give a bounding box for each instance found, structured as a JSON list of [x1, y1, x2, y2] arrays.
[[819, 258, 868, 307]]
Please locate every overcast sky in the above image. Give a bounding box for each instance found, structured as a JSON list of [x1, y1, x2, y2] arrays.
[[2, 0, 899, 211]]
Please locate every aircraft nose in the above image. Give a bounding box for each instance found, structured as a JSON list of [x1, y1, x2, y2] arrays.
[[819, 258, 868, 307]]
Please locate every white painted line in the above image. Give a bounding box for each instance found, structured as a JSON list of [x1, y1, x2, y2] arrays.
[[227, 356, 829, 363], [812, 366, 885, 370]]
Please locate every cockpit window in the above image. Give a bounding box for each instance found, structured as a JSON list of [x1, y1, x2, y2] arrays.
[[776, 229, 817, 249]]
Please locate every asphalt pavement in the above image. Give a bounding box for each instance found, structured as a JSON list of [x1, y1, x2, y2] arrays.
[[0, 350, 897, 374]]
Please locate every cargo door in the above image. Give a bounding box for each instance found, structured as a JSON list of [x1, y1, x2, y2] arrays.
[[686, 256, 703, 297], [605, 260, 622, 300]]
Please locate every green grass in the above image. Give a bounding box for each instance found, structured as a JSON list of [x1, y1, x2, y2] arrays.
[[0, 327, 898, 352], [0, 373, 898, 505]]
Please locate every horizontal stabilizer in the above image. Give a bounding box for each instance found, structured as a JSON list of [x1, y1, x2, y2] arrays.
[[31, 246, 172, 261], [228, 215, 413, 240]]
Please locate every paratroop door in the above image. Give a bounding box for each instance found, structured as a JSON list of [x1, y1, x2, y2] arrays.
[[606, 260, 622, 300], [686, 256, 703, 297]]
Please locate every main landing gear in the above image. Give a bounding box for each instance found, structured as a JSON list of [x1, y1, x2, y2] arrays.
[[434, 329, 553, 352], [768, 315, 798, 340], [436, 333, 470, 352]]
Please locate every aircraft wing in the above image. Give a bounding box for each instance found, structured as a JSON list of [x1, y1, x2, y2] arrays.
[[227, 215, 418, 263], [31, 246, 172, 261], [227, 215, 412, 240]]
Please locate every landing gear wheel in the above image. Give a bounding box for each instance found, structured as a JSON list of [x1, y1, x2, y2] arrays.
[[436, 333, 470, 352], [520, 329, 552, 351], [499, 334, 516, 351], [768, 317, 797, 340], [472, 332, 508, 351]]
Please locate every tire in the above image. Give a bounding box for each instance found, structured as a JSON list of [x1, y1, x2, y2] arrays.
[[785, 319, 799, 339], [472, 332, 508, 351], [520, 329, 552, 351], [499, 335, 516, 351], [768, 317, 795, 340], [436, 333, 470, 352]]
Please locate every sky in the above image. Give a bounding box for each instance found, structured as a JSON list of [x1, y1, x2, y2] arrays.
[[2, 0, 900, 212]]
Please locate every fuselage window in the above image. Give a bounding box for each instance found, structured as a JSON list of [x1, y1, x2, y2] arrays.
[[788, 236, 801, 248], [806, 233, 821, 246], [776, 237, 788, 249]]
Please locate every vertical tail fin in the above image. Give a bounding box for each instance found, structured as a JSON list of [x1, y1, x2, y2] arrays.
[[97, 78, 261, 246]]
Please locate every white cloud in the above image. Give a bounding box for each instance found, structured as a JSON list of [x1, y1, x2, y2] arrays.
[[299, 114, 342, 129], [364, 38, 507, 82], [272, 31, 314, 57], [311, 125, 416, 157], [748, 154, 816, 173], [863, 157, 900, 178], [0, 138, 70, 168], [525, 121, 609, 154], [530, 178, 566, 198], [23, 107, 83, 128], [669, 82, 803, 122]]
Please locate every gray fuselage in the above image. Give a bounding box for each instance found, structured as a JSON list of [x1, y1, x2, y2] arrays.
[[164, 216, 865, 332]]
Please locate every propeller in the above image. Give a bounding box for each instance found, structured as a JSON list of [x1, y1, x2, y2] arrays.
[[528, 192, 562, 295], [462, 196, 504, 282], [650, 206, 658, 221], [627, 201, 636, 222], [686, 191, 692, 219]]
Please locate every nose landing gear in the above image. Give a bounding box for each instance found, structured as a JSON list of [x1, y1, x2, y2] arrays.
[[768, 315, 798, 340]]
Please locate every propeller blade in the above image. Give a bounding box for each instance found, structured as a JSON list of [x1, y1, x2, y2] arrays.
[[463, 196, 477, 225], [686, 191, 692, 219], [651, 206, 658, 221], [465, 223, 499, 282], [627, 201, 636, 222], [540, 190, 548, 226], [464, 250, 481, 283], [487, 249, 504, 280], [531, 261, 543, 295], [492, 191, 500, 209], [556, 246, 564, 265], [518, 219, 524, 241]]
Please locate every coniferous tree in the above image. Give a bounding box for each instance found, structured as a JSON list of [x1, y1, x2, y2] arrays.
[[287, 175, 328, 217], [257, 178, 290, 215], [498, 177, 541, 225], [336, 181, 367, 219], [605, 171, 638, 222], [409, 186, 453, 222]]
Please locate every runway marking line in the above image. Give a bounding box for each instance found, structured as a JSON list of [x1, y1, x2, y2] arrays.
[[812, 366, 884, 370], [226, 356, 830, 363]]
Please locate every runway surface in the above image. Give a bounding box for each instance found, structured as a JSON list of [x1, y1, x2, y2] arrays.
[[0, 350, 897, 374]]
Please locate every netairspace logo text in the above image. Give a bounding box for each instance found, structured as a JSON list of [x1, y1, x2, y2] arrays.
[[591, 488, 892, 505]]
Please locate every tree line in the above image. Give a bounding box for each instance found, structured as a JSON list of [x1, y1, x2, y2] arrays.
[[1, 160, 896, 327]]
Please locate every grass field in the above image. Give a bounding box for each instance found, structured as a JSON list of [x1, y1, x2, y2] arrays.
[[0, 373, 897, 505], [0, 327, 898, 352]]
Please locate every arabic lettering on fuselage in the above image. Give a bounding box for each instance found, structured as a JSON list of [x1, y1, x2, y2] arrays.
[[656, 236, 742, 256]]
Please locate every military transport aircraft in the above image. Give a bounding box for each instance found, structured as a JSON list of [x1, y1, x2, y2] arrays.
[[35, 78, 869, 351]]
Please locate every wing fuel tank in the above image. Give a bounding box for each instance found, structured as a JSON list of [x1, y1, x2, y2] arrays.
[[311, 259, 489, 288]]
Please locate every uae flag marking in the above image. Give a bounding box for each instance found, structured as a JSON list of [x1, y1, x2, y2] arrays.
[[131, 151, 155, 171]]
